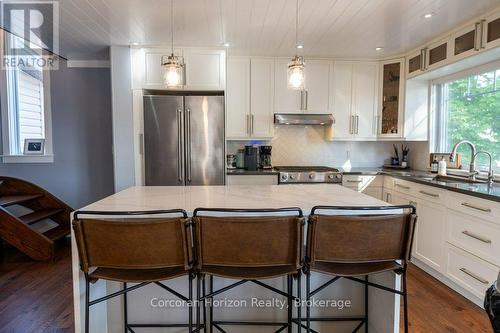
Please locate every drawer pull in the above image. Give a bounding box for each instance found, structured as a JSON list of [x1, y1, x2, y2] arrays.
[[459, 268, 489, 285], [461, 202, 491, 213], [461, 230, 491, 244], [346, 180, 363, 183], [395, 183, 410, 190], [419, 190, 439, 198]]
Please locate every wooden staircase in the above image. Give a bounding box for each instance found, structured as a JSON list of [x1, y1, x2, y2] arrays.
[[0, 177, 73, 261]]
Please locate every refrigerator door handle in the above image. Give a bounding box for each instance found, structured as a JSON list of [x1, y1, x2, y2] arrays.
[[186, 108, 192, 183], [177, 108, 183, 182]]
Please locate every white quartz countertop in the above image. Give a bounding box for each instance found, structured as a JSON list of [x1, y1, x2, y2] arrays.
[[80, 184, 388, 214]]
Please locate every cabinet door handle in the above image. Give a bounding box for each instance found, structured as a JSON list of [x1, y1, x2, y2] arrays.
[[474, 22, 481, 51], [480, 20, 487, 49], [395, 183, 410, 190], [246, 114, 250, 135], [177, 109, 183, 182], [419, 190, 439, 198], [461, 230, 492, 244], [349, 115, 353, 134], [304, 90, 308, 111], [300, 91, 304, 110], [420, 48, 427, 71], [346, 180, 363, 183], [251, 114, 255, 135], [355, 115, 359, 134], [461, 202, 491, 213], [186, 108, 192, 183], [459, 268, 489, 285]]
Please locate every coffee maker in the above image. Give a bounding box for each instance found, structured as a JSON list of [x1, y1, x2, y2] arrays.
[[259, 146, 272, 169], [244, 146, 258, 171]]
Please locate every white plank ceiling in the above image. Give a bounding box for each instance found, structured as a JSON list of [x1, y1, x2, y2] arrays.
[[16, 0, 500, 60]]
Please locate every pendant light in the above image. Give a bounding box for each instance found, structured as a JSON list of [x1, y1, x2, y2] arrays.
[[287, 0, 305, 90], [162, 0, 184, 88]]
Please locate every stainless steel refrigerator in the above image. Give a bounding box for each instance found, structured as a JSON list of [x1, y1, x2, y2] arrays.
[[143, 94, 225, 185]]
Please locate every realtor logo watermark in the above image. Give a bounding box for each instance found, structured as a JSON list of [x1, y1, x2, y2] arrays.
[[1, 0, 59, 69]]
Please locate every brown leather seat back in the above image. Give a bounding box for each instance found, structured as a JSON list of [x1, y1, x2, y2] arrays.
[[194, 215, 304, 268], [73, 217, 190, 272], [307, 213, 416, 264]]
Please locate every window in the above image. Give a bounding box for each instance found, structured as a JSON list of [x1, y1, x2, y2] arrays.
[[1, 31, 52, 162], [433, 66, 500, 174]]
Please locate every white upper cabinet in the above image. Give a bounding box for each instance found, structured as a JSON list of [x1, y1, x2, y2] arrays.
[[183, 49, 226, 90], [139, 48, 225, 90], [274, 58, 302, 113], [352, 62, 379, 139], [226, 57, 250, 138], [452, 23, 479, 61], [250, 58, 274, 138], [226, 57, 274, 140], [331, 62, 353, 138], [304, 60, 331, 114], [331, 61, 378, 140], [378, 58, 405, 139]]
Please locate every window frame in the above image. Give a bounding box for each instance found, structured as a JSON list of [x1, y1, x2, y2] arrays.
[[0, 31, 53, 163], [431, 59, 500, 174]]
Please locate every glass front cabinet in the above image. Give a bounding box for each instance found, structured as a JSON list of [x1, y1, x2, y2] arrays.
[[378, 59, 405, 138]]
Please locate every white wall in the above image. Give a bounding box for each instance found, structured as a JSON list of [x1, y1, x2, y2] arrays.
[[227, 126, 416, 169]]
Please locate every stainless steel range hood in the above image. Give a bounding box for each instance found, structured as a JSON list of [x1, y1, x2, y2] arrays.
[[274, 113, 334, 126]]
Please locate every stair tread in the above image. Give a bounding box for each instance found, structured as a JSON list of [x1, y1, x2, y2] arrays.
[[0, 194, 44, 207], [19, 208, 65, 225], [43, 225, 70, 241]]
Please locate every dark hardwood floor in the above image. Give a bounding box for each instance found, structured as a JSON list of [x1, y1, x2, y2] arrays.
[[0, 240, 74, 333], [0, 242, 493, 333]]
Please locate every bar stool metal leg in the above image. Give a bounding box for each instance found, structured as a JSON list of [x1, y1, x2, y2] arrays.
[[403, 268, 409, 333], [189, 274, 193, 333], [297, 273, 301, 333], [123, 282, 128, 333], [364, 275, 368, 333], [306, 272, 311, 333], [288, 276, 293, 332], [84, 273, 90, 333], [209, 275, 213, 333], [203, 276, 207, 332], [196, 274, 201, 332]]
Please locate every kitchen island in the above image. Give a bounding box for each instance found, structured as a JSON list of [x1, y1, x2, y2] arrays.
[[72, 185, 402, 333]]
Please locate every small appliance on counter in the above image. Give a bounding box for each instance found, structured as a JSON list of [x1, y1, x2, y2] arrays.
[[259, 145, 273, 169], [235, 149, 245, 169], [244, 146, 258, 171], [226, 154, 236, 169]]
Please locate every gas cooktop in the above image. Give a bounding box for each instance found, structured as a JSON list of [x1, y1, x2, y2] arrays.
[[274, 166, 342, 184]]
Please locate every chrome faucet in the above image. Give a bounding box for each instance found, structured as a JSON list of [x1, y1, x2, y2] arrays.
[[472, 151, 495, 185], [450, 140, 477, 181]]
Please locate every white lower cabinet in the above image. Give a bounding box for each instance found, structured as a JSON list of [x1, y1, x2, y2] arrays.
[[226, 175, 278, 185], [446, 244, 498, 300], [411, 198, 446, 273], [342, 175, 383, 200], [383, 175, 499, 306]]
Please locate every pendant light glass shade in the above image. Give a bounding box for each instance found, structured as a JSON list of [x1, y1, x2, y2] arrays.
[[163, 0, 185, 88], [162, 54, 184, 88], [287, 55, 305, 90]]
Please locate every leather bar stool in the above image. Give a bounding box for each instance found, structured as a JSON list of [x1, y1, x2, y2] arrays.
[[304, 205, 417, 333], [192, 207, 305, 333], [73, 209, 195, 333]]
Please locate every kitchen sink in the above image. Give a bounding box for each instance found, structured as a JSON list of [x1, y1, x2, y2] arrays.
[[431, 175, 489, 184]]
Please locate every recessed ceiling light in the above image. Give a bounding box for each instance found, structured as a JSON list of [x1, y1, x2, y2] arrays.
[[223, 42, 230, 47], [296, 44, 304, 49], [424, 13, 433, 19], [375, 47, 383, 51], [130, 42, 139, 46]]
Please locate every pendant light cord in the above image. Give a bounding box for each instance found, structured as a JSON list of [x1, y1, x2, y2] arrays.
[[295, 0, 298, 48], [171, 0, 174, 54]]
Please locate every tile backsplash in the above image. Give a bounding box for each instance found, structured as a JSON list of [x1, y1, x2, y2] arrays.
[[227, 126, 428, 170]]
